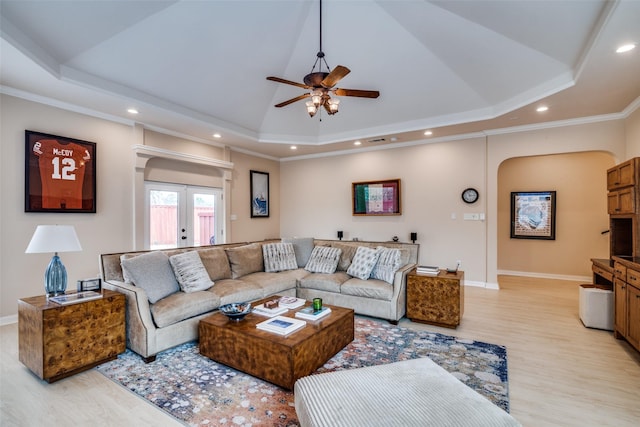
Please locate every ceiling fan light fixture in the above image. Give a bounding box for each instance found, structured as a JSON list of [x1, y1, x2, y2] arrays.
[[306, 101, 318, 117], [311, 89, 324, 107], [327, 98, 340, 114]]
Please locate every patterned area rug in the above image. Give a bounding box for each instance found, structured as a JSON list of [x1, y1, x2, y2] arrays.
[[96, 317, 509, 427]]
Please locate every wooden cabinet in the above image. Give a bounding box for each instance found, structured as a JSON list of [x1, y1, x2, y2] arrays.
[[612, 258, 640, 353], [607, 158, 640, 258], [607, 158, 636, 190], [607, 187, 635, 215], [406, 269, 464, 328], [591, 258, 614, 286], [614, 277, 627, 337], [18, 289, 125, 382]]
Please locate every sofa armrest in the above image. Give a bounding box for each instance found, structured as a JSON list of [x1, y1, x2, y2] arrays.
[[102, 279, 156, 358], [390, 263, 416, 320]]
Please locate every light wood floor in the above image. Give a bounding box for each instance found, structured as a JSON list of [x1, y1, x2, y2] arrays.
[[2, 276, 639, 426]]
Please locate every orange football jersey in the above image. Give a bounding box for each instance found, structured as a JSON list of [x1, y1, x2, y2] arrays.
[[32, 139, 91, 209]]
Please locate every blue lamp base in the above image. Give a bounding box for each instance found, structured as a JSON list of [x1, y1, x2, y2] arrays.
[[45, 253, 67, 297]]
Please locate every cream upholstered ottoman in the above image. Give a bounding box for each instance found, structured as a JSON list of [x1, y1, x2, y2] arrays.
[[294, 357, 521, 427]]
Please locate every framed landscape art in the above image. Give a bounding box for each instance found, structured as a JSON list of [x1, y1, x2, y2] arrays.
[[510, 191, 556, 240], [25, 130, 97, 213], [352, 179, 401, 216]]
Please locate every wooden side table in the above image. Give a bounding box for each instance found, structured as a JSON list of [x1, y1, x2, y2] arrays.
[[18, 289, 125, 383], [406, 269, 464, 328]]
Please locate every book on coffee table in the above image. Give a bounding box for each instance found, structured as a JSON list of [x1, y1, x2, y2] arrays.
[[253, 304, 289, 317], [295, 306, 332, 321], [256, 316, 306, 336], [278, 296, 306, 309]]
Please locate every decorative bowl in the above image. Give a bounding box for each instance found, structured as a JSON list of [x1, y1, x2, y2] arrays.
[[219, 302, 252, 321]]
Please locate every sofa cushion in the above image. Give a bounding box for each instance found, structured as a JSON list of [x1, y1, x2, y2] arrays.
[[331, 243, 358, 271], [169, 251, 214, 293], [150, 290, 221, 328], [281, 237, 315, 268], [121, 251, 180, 304], [299, 272, 351, 293], [347, 246, 382, 280], [225, 243, 264, 278], [198, 247, 232, 281], [305, 246, 342, 274], [263, 242, 298, 272], [241, 269, 307, 295], [341, 277, 393, 301], [371, 247, 402, 284], [209, 278, 264, 305]]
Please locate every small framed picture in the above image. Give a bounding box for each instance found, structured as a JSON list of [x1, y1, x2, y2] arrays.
[[510, 191, 556, 240], [250, 170, 269, 218], [77, 278, 102, 292]]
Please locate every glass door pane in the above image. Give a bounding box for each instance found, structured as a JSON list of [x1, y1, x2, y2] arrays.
[[148, 188, 180, 250], [189, 190, 216, 246]]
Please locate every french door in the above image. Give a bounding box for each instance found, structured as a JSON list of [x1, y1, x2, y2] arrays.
[[145, 182, 223, 249]]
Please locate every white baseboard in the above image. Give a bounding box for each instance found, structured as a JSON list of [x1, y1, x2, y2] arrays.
[[463, 280, 500, 290], [1, 314, 17, 326], [497, 270, 591, 283]]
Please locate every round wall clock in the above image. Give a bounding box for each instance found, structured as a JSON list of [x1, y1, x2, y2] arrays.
[[461, 188, 479, 204]]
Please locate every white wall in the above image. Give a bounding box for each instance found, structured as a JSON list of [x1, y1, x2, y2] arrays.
[[0, 95, 281, 319], [281, 138, 489, 284], [1, 92, 637, 319], [1, 95, 136, 318], [625, 107, 640, 158], [281, 120, 628, 288]]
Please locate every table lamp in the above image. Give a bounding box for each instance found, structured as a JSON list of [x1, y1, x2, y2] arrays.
[[25, 225, 82, 297]]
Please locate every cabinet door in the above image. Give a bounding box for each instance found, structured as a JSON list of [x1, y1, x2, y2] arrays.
[[608, 188, 636, 215], [607, 159, 636, 190], [627, 284, 640, 350], [614, 278, 627, 336]]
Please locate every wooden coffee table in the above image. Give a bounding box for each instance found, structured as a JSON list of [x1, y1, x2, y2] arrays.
[[199, 297, 354, 390]]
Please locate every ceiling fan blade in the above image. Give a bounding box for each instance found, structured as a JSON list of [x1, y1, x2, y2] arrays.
[[275, 93, 310, 108], [321, 65, 350, 88], [267, 76, 310, 89], [334, 88, 380, 98]]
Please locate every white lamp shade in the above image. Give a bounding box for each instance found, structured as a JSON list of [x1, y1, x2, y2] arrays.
[[25, 225, 82, 254]]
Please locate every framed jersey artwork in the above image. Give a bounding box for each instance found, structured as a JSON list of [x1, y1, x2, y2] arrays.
[[25, 130, 97, 213]]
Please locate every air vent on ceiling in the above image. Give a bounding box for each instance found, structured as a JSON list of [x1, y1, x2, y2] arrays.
[[367, 138, 386, 143]]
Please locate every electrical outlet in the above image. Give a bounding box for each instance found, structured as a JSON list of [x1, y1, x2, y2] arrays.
[[456, 260, 462, 268]]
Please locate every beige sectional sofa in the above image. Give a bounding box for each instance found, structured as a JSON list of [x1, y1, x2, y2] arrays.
[[99, 239, 418, 362]]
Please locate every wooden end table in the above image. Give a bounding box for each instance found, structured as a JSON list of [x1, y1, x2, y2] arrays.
[[18, 289, 126, 382], [406, 269, 465, 328], [199, 297, 354, 390]]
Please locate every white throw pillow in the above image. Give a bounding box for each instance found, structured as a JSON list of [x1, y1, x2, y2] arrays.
[[263, 242, 298, 272], [121, 251, 180, 303], [305, 246, 342, 274], [347, 246, 382, 280], [371, 246, 402, 284], [169, 251, 214, 293]]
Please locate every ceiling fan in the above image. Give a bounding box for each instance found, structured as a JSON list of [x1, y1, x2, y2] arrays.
[[266, 0, 379, 117]]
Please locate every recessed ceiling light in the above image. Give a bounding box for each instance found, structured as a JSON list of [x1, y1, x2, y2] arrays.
[[354, 141, 362, 146], [127, 108, 139, 114], [616, 43, 636, 53], [424, 130, 433, 136], [536, 106, 549, 112], [212, 133, 221, 138], [290, 145, 297, 150]]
